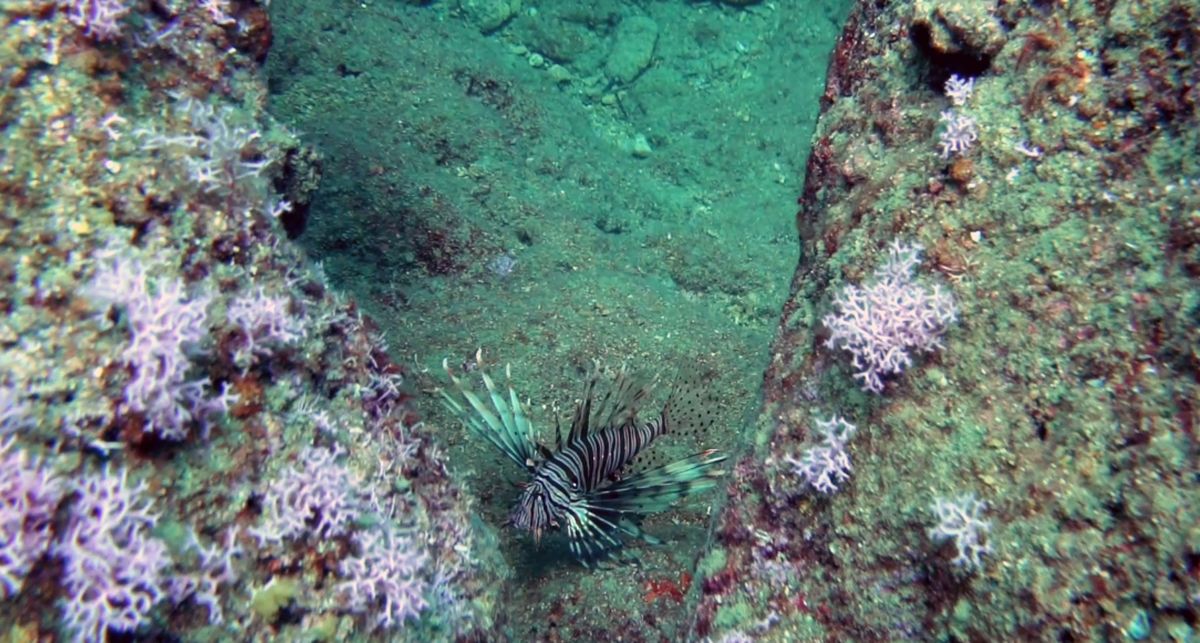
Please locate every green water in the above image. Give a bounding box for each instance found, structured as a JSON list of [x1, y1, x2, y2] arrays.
[[267, 1, 851, 638]]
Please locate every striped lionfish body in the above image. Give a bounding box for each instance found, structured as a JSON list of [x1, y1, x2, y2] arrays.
[[439, 359, 727, 564]]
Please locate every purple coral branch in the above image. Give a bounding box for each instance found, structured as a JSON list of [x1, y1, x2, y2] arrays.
[[823, 240, 957, 394], [0, 439, 64, 598], [54, 467, 170, 641], [338, 529, 429, 630]]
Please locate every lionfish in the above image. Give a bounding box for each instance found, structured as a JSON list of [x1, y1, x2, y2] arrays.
[[439, 359, 727, 564]]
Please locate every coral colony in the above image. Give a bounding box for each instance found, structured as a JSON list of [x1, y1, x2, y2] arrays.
[[822, 240, 958, 394]]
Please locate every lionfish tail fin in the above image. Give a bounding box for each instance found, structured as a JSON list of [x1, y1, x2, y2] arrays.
[[589, 449, 728, 515], [439, 359, 538, 470]]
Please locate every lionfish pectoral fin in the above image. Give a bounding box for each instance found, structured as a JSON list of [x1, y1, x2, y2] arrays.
[[588, 449, 728, 514], [616, 517, 662, 546], [561, 503, 635, 565], [439, 359, 539, 470], [569, 517, 651, 568]]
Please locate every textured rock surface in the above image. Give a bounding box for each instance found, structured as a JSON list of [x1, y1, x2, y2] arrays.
[[692, 0, 1199, 639]]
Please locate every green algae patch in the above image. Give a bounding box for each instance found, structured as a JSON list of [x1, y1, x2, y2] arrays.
[[250, 578, 299, 622]]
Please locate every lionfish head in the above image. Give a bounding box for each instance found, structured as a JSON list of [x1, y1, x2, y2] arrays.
[[509, 480, 558, 546]]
